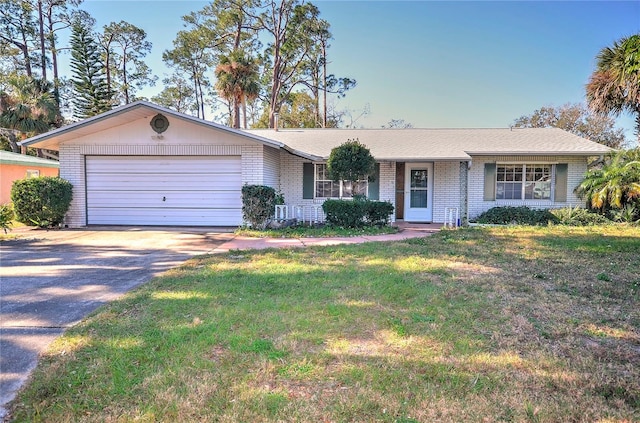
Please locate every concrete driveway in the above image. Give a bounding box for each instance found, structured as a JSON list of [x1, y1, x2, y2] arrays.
[[0, 227, 234, 420]]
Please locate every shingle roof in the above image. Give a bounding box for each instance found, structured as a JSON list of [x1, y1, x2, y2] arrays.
[[244, 127, 613, 160], [0, 150, 59, 167]]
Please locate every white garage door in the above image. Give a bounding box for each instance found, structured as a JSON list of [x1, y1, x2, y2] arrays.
[[86, 156, 242, 226]]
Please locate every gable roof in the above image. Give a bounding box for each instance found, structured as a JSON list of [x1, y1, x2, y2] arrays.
[[244, 127, 613, 160], [18, 101, 319, 160], [0, 150, 59, 167]]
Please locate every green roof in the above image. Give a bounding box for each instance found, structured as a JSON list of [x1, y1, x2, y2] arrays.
[[0, 150, 59, 168]]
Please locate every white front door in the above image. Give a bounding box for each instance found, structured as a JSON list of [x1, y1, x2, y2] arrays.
[[404, 163, 433, 222]]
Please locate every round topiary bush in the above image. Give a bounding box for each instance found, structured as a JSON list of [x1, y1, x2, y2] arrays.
[[10, 177, 73, 228]]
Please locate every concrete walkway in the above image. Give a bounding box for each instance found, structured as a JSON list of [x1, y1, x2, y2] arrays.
[[212, 222, 441, 253]]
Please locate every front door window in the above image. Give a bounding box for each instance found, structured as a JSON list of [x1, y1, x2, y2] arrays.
[[410, 169, 429, 208]]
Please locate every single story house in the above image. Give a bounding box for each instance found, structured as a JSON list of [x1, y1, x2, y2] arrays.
[[0, 150, 59, 204], [20, 101, 612, 228]]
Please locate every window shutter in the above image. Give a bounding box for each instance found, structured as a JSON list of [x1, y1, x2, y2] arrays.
[[554, 163, 568, 202], [368, 163, 380, 200], [483, 163, 496, 201], [303, 163, 314, 199]]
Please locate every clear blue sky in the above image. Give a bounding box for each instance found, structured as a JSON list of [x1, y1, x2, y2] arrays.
[[81, 0, 639, 141]]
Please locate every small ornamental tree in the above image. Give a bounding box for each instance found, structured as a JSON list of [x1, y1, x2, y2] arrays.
[[327, 139, 376, 197]]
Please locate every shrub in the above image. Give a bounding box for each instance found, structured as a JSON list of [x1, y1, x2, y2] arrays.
[[0, 203, 14, 233], [474, 206, 558, 225], [11, 177, 73, 228], [608, 203, 640, 223], [364, 200, 394, 226], [550, 207, 611, 226], [322, 198, 394, 228], [241, 185, 283, 229], [322, 198, 366, 228]]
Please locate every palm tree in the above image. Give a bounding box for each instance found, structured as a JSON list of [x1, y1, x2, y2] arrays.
[[215, 51, 260, 129], [586, 34, 640, 143], [575, 148, 640, 210], [0, 74, 59, 153]]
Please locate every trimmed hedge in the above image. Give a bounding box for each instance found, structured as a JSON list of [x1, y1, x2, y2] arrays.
[[322, 198, 394, 228], [11, 177, 73, 228], [474, 206, 558, 225], [241, 185, 283, 229]]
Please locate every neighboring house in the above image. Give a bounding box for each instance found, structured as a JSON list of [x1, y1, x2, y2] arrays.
[[0, 150, 59, 204], [20, 101, 612, 228]]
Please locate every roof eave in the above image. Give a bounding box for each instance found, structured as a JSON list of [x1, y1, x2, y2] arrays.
[[19, 101, 287, 151]]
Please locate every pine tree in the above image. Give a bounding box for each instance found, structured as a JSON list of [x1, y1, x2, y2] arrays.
[[69, 20, 112, 119]]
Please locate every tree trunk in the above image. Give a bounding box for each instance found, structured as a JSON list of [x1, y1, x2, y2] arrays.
[[46, 6, 60, 108], [122, 54, 129, 103], [322, 41, 327, 128], [37, 0, 47, 80]]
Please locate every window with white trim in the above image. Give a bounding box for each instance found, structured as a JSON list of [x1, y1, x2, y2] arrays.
[[315, 164, 367, 198], [26, 170, 40, 178], [496, 164, 552, 200]]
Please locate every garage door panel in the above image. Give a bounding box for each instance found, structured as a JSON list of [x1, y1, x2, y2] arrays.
[[87, 208, 243, 226], [86, 156, 243, 226], [87, 191, 242, 208], [86, 174, 241, 191], [86, 156, 242, 173]]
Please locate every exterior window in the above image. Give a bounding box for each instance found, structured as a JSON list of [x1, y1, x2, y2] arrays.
[[315, 164, 367, 198], [496, 164, 552, 200], [26, 170, 40, 178]]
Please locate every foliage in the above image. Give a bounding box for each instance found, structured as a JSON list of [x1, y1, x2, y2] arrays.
[[474, 206, 558, 225], [586, 33, 640, 142], [575, 148, 640, 211], [0, 74, 60, 145], [215, 50, 260, 128], [150, 75, 197, 114], [102, 20, 156, 104], [512, 103, 627, 148], [322, 198, 366, 228], [0, 203, 14, 233], [10, 176, 73, 228], [69, 18, 113, 119], [550, 206, 612, 226], [363, 200, 394, 226], [609, 203, 640, 223], [322, 197, 394, 228], [326, 139, 376, 187], [241, 184, 282, 230]]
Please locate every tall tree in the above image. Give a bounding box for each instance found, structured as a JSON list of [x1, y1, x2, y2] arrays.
[[215, 50, 260, 128], [513, 103, 627, 148], [102, 21, 155, 104], [69, 18, 112, 119], [163, 29, 214, 119], [0, 74, 59, 153], [151, 74, 198, 115], [586, 34, 640, 144], [0, 0, 37, 76]]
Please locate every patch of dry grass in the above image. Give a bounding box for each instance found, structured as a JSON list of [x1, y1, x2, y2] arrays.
[[7, 225, 639, 422]]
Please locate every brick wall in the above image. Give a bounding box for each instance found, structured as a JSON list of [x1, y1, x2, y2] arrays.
[[432, 161, 461, 223]]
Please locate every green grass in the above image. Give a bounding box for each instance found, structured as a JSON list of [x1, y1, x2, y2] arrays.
[[7, 225, 640, 422]]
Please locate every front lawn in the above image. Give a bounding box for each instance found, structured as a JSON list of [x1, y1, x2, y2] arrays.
[[8, 226, 640, 422]]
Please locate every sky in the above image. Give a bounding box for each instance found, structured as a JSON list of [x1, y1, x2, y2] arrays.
[[79, 0, 640, 141]]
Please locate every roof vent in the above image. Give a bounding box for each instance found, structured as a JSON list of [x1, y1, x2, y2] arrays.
[[150, 113, 170, 134]]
